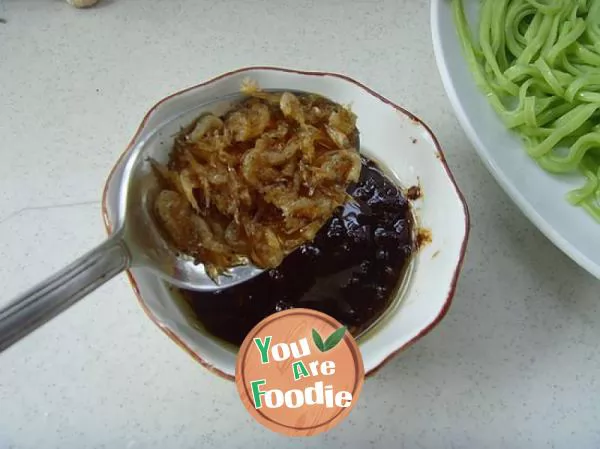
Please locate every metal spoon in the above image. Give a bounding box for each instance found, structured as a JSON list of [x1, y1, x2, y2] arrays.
[[0, 90, 360, 353]]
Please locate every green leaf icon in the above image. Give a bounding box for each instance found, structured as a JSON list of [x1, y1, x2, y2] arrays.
[[323, 326, 347, 351], [312, 326, 347, 352], [312, 329, 325, 352]]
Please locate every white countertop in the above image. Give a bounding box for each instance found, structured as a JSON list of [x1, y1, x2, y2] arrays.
[[1, 0, 599, 448]]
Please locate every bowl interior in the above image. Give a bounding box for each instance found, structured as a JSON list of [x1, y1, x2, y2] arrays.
[[431, 0, 600, 279], [103, 68, 469, 378]]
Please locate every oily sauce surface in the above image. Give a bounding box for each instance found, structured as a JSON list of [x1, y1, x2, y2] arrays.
[[178, 157, 414, 346]]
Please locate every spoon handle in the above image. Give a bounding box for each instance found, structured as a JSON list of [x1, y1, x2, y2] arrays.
[[0, 235, 130, 352]]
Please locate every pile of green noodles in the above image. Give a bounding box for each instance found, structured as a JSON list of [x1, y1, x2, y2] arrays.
[[452, 0, 600, 222]]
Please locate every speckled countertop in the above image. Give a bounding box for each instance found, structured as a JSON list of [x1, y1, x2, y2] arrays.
[[0, 0, 599, 448]]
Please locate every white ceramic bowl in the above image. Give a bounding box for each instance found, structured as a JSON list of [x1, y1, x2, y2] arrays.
[[102, 67, 469, 379], [431, 0, 600, 279]]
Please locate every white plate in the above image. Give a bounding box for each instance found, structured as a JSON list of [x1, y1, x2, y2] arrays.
[[431, 0, 600, 279], [102, 67, 469, 379]]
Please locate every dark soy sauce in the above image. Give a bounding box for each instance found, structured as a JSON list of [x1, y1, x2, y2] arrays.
[[178, 156, 414, 346]]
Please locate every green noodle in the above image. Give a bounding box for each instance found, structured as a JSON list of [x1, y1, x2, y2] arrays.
[[453, 0, 600, 223]]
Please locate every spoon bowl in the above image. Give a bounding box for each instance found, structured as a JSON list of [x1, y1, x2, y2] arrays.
[[124, 88, 360, 289]]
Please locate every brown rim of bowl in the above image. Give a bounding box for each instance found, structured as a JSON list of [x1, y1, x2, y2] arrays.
[[101, 66, 471, 382]]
